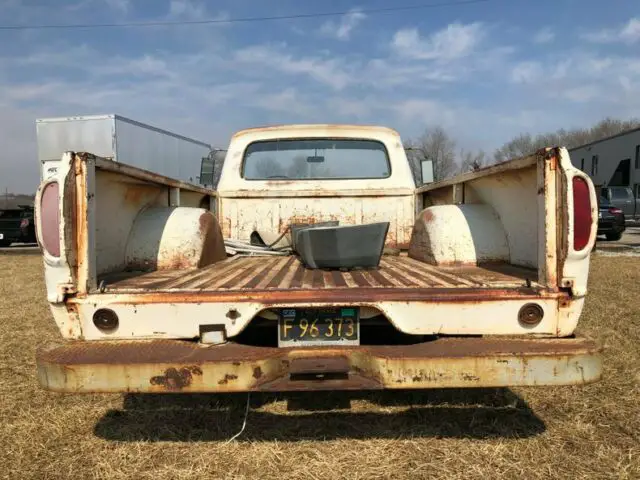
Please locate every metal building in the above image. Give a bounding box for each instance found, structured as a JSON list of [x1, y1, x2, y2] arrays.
[[569, 127, 640, 197]]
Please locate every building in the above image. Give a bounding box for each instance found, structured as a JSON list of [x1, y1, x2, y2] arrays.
[[569, 127, 640, 197]]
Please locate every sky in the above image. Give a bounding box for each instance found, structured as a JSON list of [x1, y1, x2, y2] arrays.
[[1, 0, 639, 193]]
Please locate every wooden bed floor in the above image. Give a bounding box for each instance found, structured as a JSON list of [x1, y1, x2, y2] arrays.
[[100, 255, 537, 293]]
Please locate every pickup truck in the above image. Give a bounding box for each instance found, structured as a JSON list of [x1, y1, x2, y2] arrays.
[[35, 125, 602, 393]]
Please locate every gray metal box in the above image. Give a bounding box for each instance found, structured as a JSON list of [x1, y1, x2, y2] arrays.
[[36, 115, 212, 184]]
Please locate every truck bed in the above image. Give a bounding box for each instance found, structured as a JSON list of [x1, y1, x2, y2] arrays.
[[99, 255, 537, 293]]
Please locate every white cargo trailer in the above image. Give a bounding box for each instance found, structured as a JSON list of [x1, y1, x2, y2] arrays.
[[36, 115, 212, 184]]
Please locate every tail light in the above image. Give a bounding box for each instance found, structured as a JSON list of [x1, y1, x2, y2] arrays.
[[20, 218, 29, 228], [39, 182, 61, 257], [608, 207, 623, 215], [572, 177, 592, 251]]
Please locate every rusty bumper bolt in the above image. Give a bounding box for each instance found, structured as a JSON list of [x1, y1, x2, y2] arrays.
[[518, 303, 544, 327]]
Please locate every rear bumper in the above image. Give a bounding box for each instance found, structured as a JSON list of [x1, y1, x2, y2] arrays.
[[598, 215, 625, 234], [0, 228, 32, 243], [0, 230, 20, 242], [37, 336, 602, 393]]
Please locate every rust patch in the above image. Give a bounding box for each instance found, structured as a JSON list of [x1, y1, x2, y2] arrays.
[[422, 209, 435, 222], [150, 365, 202, 390], [123, 184, 162, 208], [217, 373, 238, 385], [37, 336, 601, 392], [94, 284, 561, 305], [289, 356, 350, 375]]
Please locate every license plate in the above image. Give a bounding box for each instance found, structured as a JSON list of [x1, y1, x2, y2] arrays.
[[278, 307, 360, 346]]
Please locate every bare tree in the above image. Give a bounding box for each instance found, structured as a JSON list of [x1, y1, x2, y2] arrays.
[[493, 133, 538, 162], [459, 149, 487, 173], [405, 126, 457, 182], [494, 117, 640, 162]]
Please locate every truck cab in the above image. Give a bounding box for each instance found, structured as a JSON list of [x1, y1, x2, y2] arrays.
[[35, 124, 602, 393], [216, 125, 416, 248]]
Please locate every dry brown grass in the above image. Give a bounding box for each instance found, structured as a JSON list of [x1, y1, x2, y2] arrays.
[[0, 253, 638, 479]]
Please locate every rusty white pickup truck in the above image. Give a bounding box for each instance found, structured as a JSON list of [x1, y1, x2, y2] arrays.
[[35, 124, 602, 393]]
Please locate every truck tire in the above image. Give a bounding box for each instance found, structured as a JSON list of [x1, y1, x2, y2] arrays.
[[605, 232, 623, 241]]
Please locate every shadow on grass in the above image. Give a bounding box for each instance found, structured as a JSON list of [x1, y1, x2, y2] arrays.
[[93, 388, 545, 442]]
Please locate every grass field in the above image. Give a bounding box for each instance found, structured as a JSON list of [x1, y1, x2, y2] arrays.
[[0, 253, 638, 479]]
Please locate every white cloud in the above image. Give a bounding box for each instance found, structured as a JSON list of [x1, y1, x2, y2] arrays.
[[621, 18, 640, 42], [509, 61, 543, 84], [533, 27, 554, 44], [104, 0, 129, 13], [393, 99, 456, 127], [234, 45, 353, 90], [561, 85, 600, 103], [250, 89, 315, 116], [507, 51, 640, 111], [168, 0, 212, 20], [582, 17, 640, 44], [391, 22, 484, 61], [319, 9, 366, 40]]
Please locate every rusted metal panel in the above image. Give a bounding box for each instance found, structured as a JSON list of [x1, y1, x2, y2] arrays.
[[415, 154, 538, 194], [125, 207, 226, 271], [538, 148, 558, 288], [93, 156, 216, 197], [408, 204, 510, 265], [36, 336, 602, 392], [68, 153, 220, 279], [220, 195, 415, 249], [69, 292, 566, 341], [99, 255, 537, 292]]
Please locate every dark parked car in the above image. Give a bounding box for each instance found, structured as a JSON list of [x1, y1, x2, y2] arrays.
[[600, 186, 640, 222], [598, 197, 625, 241], [0, 205, 36, 247]]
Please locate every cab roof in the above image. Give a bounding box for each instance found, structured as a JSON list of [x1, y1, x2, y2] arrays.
[[231, 124, 401, 139]]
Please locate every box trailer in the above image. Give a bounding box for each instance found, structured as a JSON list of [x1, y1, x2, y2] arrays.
[[36, 115, 212, 185]]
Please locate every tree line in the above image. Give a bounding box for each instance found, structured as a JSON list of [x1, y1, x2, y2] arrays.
[[406, 117, 640, 183]]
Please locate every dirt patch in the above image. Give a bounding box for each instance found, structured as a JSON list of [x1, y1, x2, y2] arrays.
[[0, 255, 638, 479]]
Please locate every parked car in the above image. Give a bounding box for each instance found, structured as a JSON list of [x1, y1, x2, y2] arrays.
[[0, 205, 36, 247], [600, 186, 640, 222], [597, 197, 625, 241]]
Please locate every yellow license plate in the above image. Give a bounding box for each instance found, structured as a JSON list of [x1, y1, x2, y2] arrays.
[[278, 308, 360, 346]]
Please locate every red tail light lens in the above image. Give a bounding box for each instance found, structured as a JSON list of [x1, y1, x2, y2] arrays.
[[40, 182, 60, 257], [572, 177, 592, 251], [20, 218, 29, 228], [608, 207, 623, 215]]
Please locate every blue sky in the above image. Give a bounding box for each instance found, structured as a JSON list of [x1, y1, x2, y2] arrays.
[[1, 0, 639, 192]]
